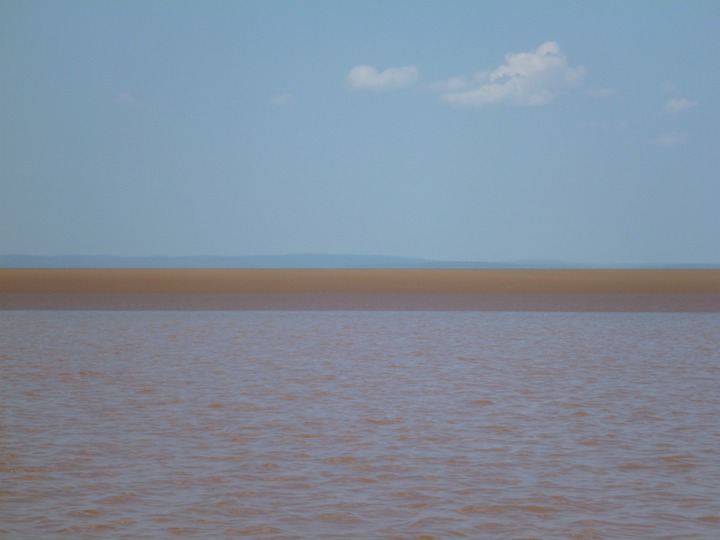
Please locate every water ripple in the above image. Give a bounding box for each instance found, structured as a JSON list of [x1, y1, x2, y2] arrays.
[[1, 311, 718, 538]]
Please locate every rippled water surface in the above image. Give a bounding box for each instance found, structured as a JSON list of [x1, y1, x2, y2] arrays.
[[2, 310, 719, 539]]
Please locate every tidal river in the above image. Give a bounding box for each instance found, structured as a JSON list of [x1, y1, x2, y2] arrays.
[[2, 310, 719, 539]]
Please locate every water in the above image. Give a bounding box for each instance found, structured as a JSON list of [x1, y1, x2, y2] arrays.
[[1, 310, 719, 539]]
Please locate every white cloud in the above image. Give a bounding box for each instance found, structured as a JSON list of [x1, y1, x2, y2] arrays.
[[661, 81, 677, 95], [663, 97, 697, 115], [269, 92, 295, 107], [654, 132, 687, 146], [426, 75, 472, 93], [116, 93, 136, 106], [345, 65, 419, 91], [441, 41, 585, 107]]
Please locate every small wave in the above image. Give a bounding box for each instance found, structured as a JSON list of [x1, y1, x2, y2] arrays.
[[363, 416, 404, 425], [224, 525, 283, 536], [317, 512, 359, 522], [479, 425, 512, 433], [97, 492, 137, 504], [322, 456, 358, 464], [164, 527, 199, 536], [618, 463, 656, 471], [66, 509, 104, 517], [57, 524, 119, 533], [458, 504, 556, 514]]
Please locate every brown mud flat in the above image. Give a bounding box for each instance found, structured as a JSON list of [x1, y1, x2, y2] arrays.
[[1, 269, 719, 311]]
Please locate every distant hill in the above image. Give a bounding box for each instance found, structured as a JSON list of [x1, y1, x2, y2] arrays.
[[1, 254, 718, 269], [0, 253, 536, 268]]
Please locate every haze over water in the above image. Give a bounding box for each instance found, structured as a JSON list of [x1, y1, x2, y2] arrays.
[[2, 310, 719, 539]]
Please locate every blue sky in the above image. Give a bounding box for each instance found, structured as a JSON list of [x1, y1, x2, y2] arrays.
[[1, 1, 718, 265]]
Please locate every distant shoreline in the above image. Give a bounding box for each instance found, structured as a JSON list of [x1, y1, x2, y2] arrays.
[[2, 254, 718, 270], [1, 269, 719, 311]]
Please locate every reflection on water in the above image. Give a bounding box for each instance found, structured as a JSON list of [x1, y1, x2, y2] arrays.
[[1, 310, 719, 539]]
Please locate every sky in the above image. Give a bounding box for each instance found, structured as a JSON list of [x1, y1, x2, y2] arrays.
[[1, 0, 719, 265]]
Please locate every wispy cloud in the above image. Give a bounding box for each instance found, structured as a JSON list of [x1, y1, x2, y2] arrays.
[[345, 65, 419, 91], [269, 92, 295, 107], [661, 81, 677, 95], [663, 97, 697, 115], [116, 93, 136, 106], [586, 87, 615, 98], [425, 76, 472, 93], [654, 132, 687, 146], [438, 41, 585, 108]]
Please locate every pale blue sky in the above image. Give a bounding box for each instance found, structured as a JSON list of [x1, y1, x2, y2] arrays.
[[2, 1, 718, 265]]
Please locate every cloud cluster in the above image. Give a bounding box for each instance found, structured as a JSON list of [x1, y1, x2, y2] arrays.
[[439, 42, 586, 107], [345, 65, 419, 91], [653, 88, 698, 146], [344, 42, 584, 107]]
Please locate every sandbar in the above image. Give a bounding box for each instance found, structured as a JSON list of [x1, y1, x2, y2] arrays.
[[1, 269, 719, 311]]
